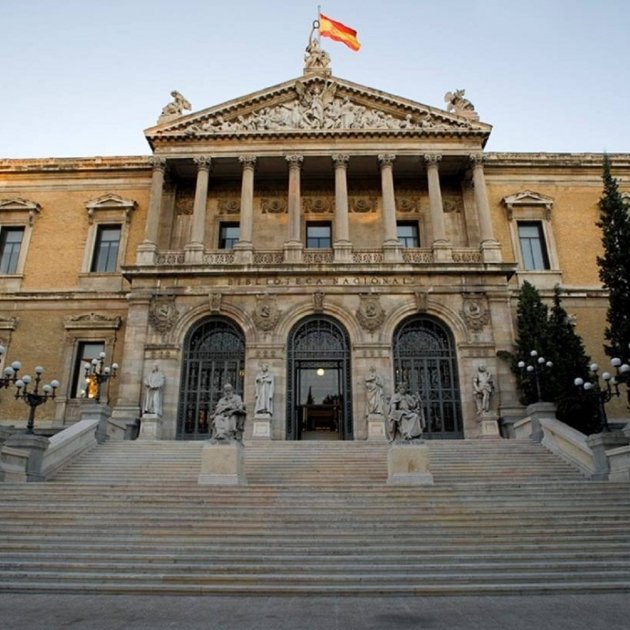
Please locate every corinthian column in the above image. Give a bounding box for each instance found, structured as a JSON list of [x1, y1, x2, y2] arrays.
[[284, 154, 304, 263], [424, 153, 452, 262], [185, 156, 211, 264], [234, 155, 256, 264], [470, 153, 502, 262], [332, 154, 352, 262], [137, 157, 166, 265], [378, 154, 402, 262]]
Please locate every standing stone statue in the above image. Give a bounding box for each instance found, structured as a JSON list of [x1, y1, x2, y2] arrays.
[[143, 364, 166, 416], [365, 366, 385, 416], [473, 364, 494, 415], [254, 363, 274, 415], [211, 383, 246, 442], [386, 383, 425, 443]]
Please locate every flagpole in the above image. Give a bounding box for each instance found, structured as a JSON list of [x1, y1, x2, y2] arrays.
[[317, 5, 322, 44]]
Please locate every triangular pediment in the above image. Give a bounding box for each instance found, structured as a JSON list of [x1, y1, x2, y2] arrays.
[[502, 191, 554, 207], [145, 74, 491, 147]]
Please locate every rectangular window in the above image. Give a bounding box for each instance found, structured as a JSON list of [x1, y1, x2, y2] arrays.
[[518, 221, 550, 270], [219, 223, 240, 249], [72, 341, 105, 398], [91, 225, 121, 272], [397, 221, 420, 248], [306, 222, 332, 248], [0, 226, 25, 274]]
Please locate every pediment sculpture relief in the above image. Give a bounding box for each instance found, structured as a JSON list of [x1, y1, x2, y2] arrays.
[[184, 81, 473, 135]]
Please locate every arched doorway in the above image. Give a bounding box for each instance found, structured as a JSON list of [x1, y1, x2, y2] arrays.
[[392, 315, 463, 439], [286, 315, 352, 440], [176, 316, 245, 439]]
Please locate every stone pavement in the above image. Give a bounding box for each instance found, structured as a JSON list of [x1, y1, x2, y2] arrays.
[[1, 593, 629, 630]]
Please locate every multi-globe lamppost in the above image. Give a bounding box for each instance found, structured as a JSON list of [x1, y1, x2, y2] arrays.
[[518, 350, 553, 402], [84, 352, 118, 403], [0, 345, 60, 435], [575, 348, 630, 432]]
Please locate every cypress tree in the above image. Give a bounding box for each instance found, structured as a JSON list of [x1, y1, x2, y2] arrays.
[[597, 155, 630, 360], [512, 280, 554, 404], [547, 286, 598, 434]]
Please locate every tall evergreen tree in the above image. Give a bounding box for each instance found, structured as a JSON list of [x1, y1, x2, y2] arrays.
[[512, 280, 554, 404], [597, 155, 630, 359], [547, 286, 598, 434]]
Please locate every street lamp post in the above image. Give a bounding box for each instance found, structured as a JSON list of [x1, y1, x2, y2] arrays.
[[84, 352, 119, 403], [575, 354, 630, 432], [14, 367, 60, 435], [518, 350, 553, 403], [0, 345, 22, 389]]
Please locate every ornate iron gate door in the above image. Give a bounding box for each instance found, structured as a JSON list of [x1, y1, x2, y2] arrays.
[[287, 316, 353, 440], [393, 316, 463, 439], [177, 317, 245, 439]]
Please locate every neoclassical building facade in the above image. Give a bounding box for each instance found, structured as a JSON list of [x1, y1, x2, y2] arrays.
[[1, 52, 628, 440]]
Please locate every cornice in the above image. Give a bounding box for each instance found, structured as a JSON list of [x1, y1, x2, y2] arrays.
[[484, 152, 630, 169], [0, 156, 152, 174]]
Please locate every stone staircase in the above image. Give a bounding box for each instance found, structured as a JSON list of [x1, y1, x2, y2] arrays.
[[1, 438, 629, 595]]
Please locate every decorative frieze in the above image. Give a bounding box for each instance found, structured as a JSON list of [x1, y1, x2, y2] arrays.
[[217, 199, 241, 214], [350, 197, 378, 213], [302, 197, 334, 214], [260, 198, 287, 214]]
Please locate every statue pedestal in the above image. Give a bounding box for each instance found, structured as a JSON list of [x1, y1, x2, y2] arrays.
[[387, 443, 433, 485], [198, 440, 246, 485], [367, 414, 387, 442], [138, 414, 161, 440], [251, 413, 272, 440], [479, 414, 501, 439]]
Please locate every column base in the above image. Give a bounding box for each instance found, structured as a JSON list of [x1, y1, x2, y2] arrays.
[[432, 240, 453, 262], [333, 241, 353, 263], [198, 440, 246, 485], [184, 242, 205, 264], [383, 242, 403, 263], [136, 242, 157, 266], [481, 240, 503, 263], [233, 242, 254, 264], [283, 241, 303, 263]]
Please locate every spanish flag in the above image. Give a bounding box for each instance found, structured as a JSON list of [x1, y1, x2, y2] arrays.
[[319, 13, 361, 51]]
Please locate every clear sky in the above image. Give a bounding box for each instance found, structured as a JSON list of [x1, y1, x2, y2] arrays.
[[1, 0, 628, 159]]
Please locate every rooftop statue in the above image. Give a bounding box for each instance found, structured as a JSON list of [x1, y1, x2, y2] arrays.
[[158, 90, 192, 123], [444, 89, 479, 120]]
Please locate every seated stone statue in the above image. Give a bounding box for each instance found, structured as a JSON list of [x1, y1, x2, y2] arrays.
[[386, 383, 425, 443], [211, 383, 246, 442]]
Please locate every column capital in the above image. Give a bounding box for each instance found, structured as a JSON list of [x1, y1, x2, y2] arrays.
[[285, 154, 304, 168], [239, 155, 257, 169], [193, 156, 212, 170], [469, 153, 485, 167], [424, 153, 443, 166], [378, 154, 396, 167], [149, 156, 167, 172], [332, 154, 350, 167]]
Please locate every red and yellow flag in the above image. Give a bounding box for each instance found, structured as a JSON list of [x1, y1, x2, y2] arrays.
[[319, 13, 361, 51]]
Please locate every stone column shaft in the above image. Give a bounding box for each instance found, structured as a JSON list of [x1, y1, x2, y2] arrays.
[[189, 157, 211, 247], [332, 154, 350, 244], [470, 154, 494, 243], [144, 158, 166, 244], [286, 155, 303, 243], [425, 154, 447, 243], [378, 154, 398, 245], [238, 156, 256, 245]]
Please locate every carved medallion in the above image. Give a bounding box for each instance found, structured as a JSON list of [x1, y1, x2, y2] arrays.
[[397, 197, 420, 213], [461, 296, 490, 331], [253, 295, 281, 331], [350, 197, 378, 213], [218, 199, 240, 214], [148, 297, 179, 333], [261, 198, 287, 214], [356, 295, 385, 332], [303, 197, 333, 214]]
